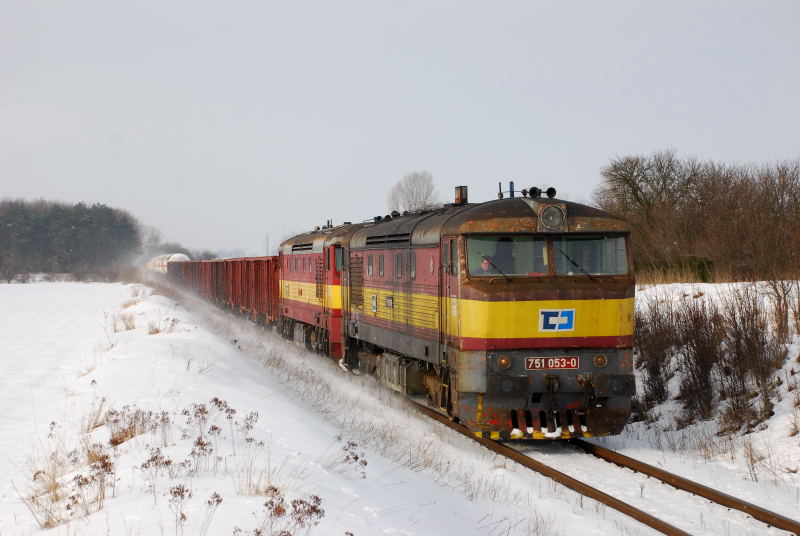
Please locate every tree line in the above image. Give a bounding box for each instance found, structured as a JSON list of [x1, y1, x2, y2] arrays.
[[594, 151, 800, 281], [0, 199, 143, 281]]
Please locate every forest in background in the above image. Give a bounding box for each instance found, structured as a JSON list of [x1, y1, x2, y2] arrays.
[[0, 200, 144, 281]]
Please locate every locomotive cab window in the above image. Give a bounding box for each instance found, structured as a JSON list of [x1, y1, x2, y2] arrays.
[[467, 235, 548, 277], [449, 239, 457, 275], [555, 235, 628, 276], [396, 252, 403, 279], [368, 255, 373, 276], [334, 246, 343, 272]]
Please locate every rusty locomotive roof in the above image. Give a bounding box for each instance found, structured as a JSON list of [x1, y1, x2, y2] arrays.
[[350, 204, 475, 249], [280, 222, 371, 254], [281, 197, 629, 253], [443, 197, 630, 235]]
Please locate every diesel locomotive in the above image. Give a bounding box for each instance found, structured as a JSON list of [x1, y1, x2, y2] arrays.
[[167, 185, 635, 440]]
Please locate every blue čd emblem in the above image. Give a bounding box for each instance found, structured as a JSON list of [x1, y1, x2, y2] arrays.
[[538, 309, 575, 332]]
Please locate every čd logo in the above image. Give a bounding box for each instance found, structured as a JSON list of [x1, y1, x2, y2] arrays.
[[538, 309, 575, 332]]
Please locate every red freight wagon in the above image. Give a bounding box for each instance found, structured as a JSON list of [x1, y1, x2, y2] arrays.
[[167, 257, 279, 326], [221, 257, 280, 325]]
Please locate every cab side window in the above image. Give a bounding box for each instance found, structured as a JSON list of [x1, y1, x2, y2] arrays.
[[396, 252, 403, 279]]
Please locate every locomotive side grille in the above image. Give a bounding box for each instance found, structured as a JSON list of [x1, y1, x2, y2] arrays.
[[315, 258, 324, 299], [365, 233, 411, 246], [291, 243, 313, 252], [350, 254, 364, 307]]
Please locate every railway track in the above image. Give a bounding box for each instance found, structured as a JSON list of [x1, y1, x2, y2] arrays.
[[406, 399, 800, 536]]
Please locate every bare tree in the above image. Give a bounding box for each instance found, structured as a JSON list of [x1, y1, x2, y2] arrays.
[[387, 171, 440, 213], [593, 151, 800, 281]]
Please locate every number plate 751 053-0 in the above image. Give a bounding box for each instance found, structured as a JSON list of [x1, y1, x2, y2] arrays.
[[525, 356, 579, 370]]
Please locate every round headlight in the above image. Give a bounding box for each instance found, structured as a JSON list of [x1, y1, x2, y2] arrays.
[[593, 354, 608, 368], [497, 355, 512, 369], [540, 205, 565, 229]]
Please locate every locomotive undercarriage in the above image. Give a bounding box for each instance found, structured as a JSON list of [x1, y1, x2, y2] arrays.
[[281, 314, 634, 440], [464, 348, 635, 440], [459, 390, 632, 440], [279, 317, 332, 356], [349, 341, 635, 440]]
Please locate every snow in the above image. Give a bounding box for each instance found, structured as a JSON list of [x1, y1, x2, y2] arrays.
[[0, 281, 798, 535]]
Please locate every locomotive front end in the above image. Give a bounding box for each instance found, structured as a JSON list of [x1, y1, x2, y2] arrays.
[[444, 196, 635, 440]]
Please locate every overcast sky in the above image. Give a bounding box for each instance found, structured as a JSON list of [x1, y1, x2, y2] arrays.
[[2, 1, 798, 255]]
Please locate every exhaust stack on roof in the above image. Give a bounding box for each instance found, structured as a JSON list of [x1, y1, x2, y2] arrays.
[[454, 185, 468, 205]]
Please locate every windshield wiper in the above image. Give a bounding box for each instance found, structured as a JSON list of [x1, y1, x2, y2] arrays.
[[486, 258, 512, 282], [477, 251, 512, 282], [558, 249, 598, 282]]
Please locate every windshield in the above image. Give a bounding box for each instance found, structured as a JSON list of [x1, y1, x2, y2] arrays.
[[554, 235, 628, 276], [467, 235, 548, 276]]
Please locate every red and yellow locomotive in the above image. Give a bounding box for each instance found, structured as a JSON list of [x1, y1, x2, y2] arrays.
[[167, 186, 635, 440]]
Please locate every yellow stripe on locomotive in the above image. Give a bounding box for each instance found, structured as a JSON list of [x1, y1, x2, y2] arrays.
[[458, 297, 634, 340], [280, 280, 343, 310]]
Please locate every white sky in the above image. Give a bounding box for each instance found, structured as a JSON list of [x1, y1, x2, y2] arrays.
[[1, 1, 798, 255]]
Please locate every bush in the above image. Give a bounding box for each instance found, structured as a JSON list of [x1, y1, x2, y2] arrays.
[[675, 299, 724, 421], [719, 287, 786, 431], [634, 296, 678, 410], [634, 285, 788, 431]]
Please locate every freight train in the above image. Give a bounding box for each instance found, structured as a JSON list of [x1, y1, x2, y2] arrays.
[[164, 185, 635, 440]]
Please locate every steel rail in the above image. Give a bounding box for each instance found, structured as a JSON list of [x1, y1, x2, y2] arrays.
[[405, 400, 691, 536], [571, 439, 800, 535]]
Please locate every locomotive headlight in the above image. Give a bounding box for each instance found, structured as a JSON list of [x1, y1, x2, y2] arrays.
[[593, 354, 608, 368], [497, 355, 513, 369], [540, 205, 565, 229]]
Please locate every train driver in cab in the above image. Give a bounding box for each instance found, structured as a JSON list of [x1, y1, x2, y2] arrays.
[[479, 255, 499, 275]]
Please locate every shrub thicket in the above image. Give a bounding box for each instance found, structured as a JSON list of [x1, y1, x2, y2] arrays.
[[634, 297, 677, 409], [675, 299, 724, 422], [635, 287, 788, 432], [718, 288, 787, 431], [595, 152, 800, 281]]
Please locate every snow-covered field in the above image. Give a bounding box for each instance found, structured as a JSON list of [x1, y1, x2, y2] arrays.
[[0, 282, 798, 535]]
